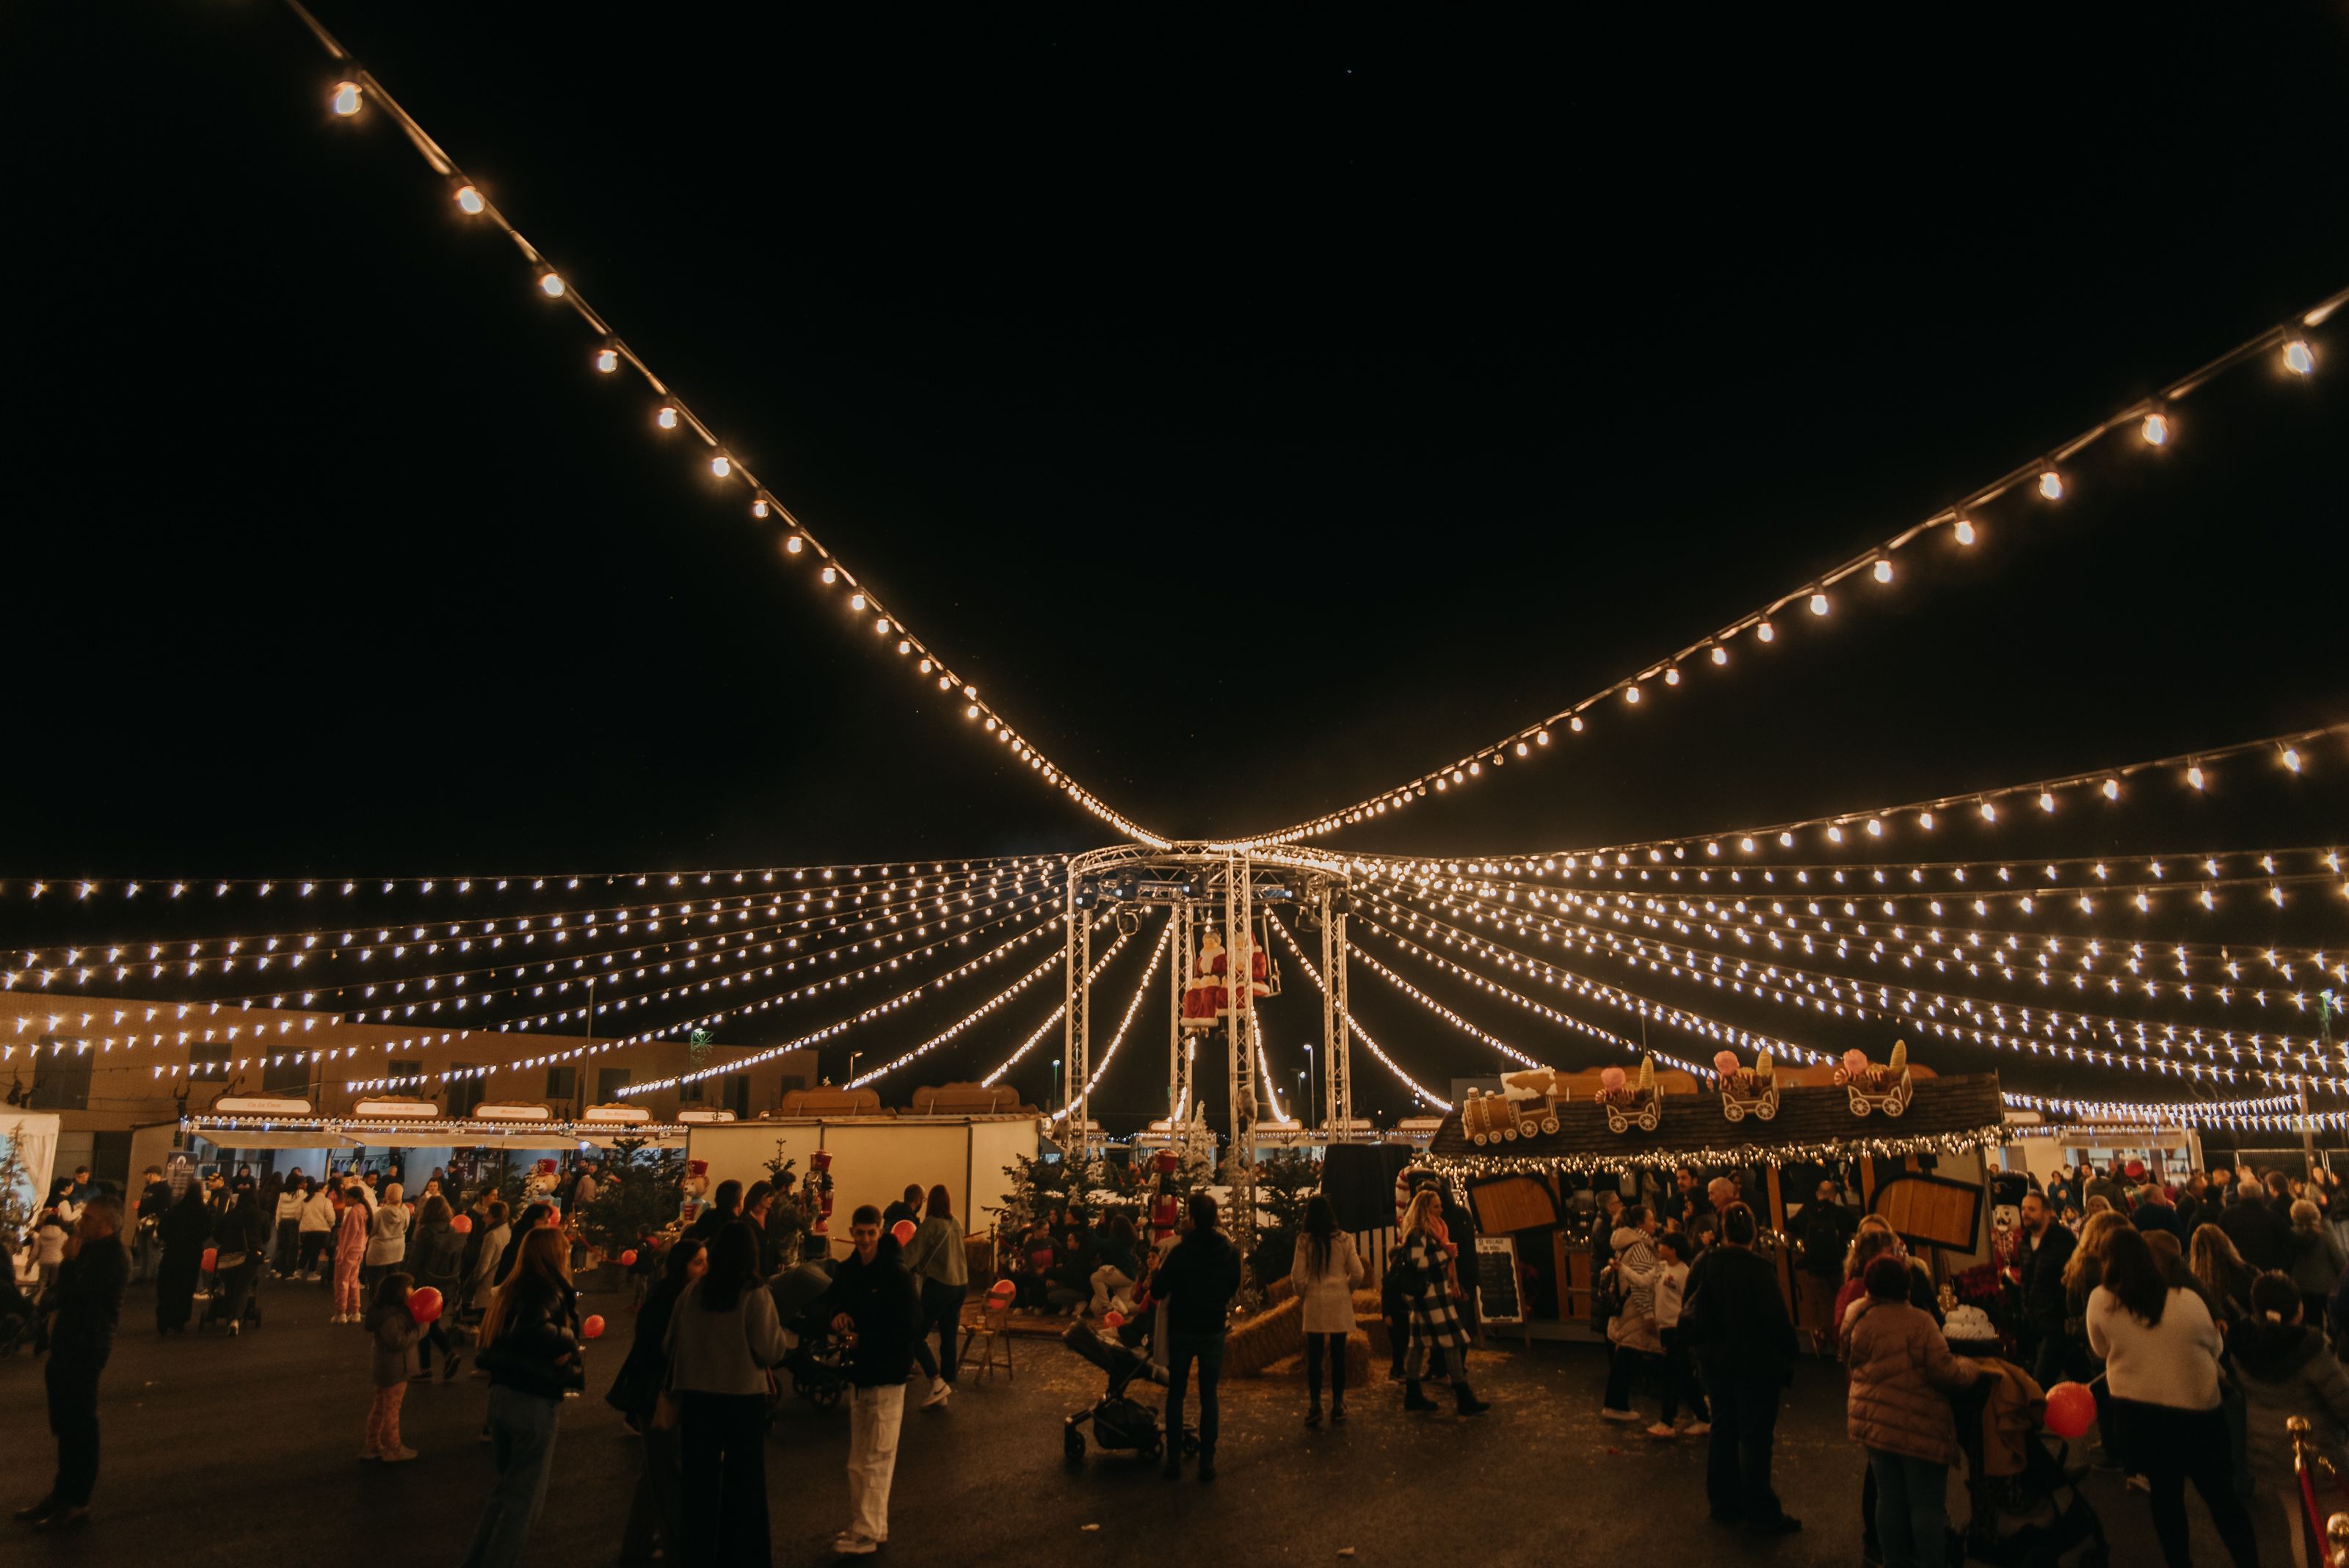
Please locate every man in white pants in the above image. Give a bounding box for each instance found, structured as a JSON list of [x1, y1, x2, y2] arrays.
[[821, 1205, 924, 1556]]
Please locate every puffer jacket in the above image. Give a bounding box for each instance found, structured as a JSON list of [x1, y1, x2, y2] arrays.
[[480, 1273, 584, 1401], [1606, 1225, 1662, 1353], [2231, 1313, 2349, 1485], [1843, 1296, 1980, 1465]]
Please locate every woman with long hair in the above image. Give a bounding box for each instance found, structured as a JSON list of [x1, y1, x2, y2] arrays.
[[154, 1180, 212, 1335], [665, 1223, 789, 1566], [2089, 1227, 2259, 1567], [331, 1178, 371, 1323], [1396, 1189, 1486, 1418], [408, 1194, 468, 1379], [1292, 1192, 1364, 1427], [2190, 1222, 2259, 1331], [612, 1238, 706, 1564], [460, 1226, 582, 1568], [901, 1183, 969, 1409]]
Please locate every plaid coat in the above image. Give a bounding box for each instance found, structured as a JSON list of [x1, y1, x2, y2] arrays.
[[1398, 1231, 1469, 1355]]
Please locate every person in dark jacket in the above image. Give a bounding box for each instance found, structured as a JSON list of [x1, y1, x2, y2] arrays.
[[408, 1195, 468, 1378], [1682, 1202, 1801, 1534], [683, 1180, 743, 1245], [211, 1184, 269, 1333], [611, 1238, 705, 1564], [14, 1194, 128, 1531], [493, 1201, 557, 1288], [821, 1205, 924, 1556], [131, 1168, 170, 1282], [153, 1180, 211, 1335], [1152, 1193, 1244, 1481], [2016, 1191, 2078, 1389], [461, 1227, 583, 1568], [2236, 1268, 2349, 1561], [2133, 1185, 2187, 1244], [881, 1183, 923, 1235], [2219, 1184, 2294, 1273]]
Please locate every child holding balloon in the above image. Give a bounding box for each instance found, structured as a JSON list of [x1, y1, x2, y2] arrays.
[[363, 1272, 427, 1462]]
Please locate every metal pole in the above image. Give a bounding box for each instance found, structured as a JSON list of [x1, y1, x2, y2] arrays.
[[1332, 906, 1353, 1128], [1062, 865, 1081, 1148], [1224, 852, 1257, 1258], [1169, 898, 1187, 1121]]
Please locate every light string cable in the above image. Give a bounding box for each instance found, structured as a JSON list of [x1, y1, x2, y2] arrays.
[[1230, 287, 2349, 850], [269, 1, 1167, 849], [0, 852, 1053, 910], [15, 890, 1059, 1080], [1050, 920, 1175, 1123], [1355, 896, 2348, 1094], [49, 868, 1056, 1031], [599, 909, 1115, 1095], [1478, 723, 2349, 868], [1368, 879, 2348, 1086], [1265, 910, 1452, 1111], [4, 860, 1061, 995], [354, 901, 1087, 1095], [974, 918, 1152, 1089], [1358, 854, 2349, 992]]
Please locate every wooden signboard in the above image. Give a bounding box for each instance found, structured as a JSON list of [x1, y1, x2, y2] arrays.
[[1474, 1235, 1522, 1325], [1873, 1174, 1983, 1253], [1467, 1174, 1558, 1235]]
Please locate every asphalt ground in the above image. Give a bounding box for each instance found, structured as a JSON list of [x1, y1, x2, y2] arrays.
[[0, 1274, 2282, 1567]]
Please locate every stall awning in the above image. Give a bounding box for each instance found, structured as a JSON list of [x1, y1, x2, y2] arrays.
[[182, 1115, 690, 1151]]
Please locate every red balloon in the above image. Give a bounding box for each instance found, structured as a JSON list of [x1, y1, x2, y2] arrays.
[[890, 1219, 916, 1247], [582, 1314, 606, 1340], [407, 1286, 443, 1325], [1102, 1311, 1126, 1329], [988, 1278, 1017, 1298], [201, 1246, 217, 1273], [620, 1249, 639, 1267], [2044, 1380, 2096, 1440], [450, 1213, 473, 1234]]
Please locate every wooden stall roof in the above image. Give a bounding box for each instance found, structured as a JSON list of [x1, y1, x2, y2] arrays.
[[1422, 1072, 2005, 1176]]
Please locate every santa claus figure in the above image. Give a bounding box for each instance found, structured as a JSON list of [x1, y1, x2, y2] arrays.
[[1232, 928, 1272, 999], [1181, 929, 1229, 1031]]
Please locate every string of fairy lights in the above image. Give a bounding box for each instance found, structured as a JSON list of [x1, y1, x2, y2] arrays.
[[1231, 292, 2348, 849], [1050, 922, 1176, 1123], [271, 0, 1165, 849], [974, 921, 1153, 1090], [1266, 912, 1452, 1111]]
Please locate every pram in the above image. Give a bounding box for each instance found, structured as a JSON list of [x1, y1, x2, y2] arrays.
[[0, 1269, 35, 1358], [1955, 1364, 2111, 1568], [769, 1260, 849, 1412], [1059, 1319, 1195, 1465]]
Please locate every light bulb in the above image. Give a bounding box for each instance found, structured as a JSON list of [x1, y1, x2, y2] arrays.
[[1569, 716, 1584, 732], [710, 456, 732, 478], [1624, 685, 1641, 705], [2038, 469, 2063, 500], [1757, 620, 1775, 642], [1738, 838, 1756, 853], [331, 81, 361, 116], [897, 639, 911, 654], [785, 536, 803, 553], [1809, 592, 1829, 616], [1514, 741, 1528, 757], [751, 499, 769, 518], [875, 618, 891, 635], [2100, 778, 2119, 801], [918, 658, 934, 673], [2284, 339, 2315, 376], [539, 272, 566, 298], [1918, 812, 1934, 830], [656, 407, 679, 429], [820, 566, 838, 584], [850, 592, 867, 610], [965, 705, 980, 719], [1866, 819, 1883, 837], [2038, 791, 2055, 813], [2188, 765, 2205, 791], [1535, 730, 1550, 746], [454, 185, 484, 215], [1979, 801, 1997, 821], [1778, 832, 1794, 848], [2141, 412, 2169, 446], [1663, 667, 1680, 686], [595, 347, 619, 374], [1826, 825, 1843, 843], [1872, 559, 1893, 584], [2284, 747, 2303, 774], [1710, 646, 1727, 665], [1953, 518, 1976, 545]]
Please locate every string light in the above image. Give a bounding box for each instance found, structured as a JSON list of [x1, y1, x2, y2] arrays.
[[2141, 411, 2171, 446], [2285, 339, 2315, 376], [330, 79, 360, 116], [537, 272, 565, 299], [1809, 592, 1831, 615], [1052, 923, 1175, 1122], [1267, 913, 1451, 1111], [2037, 468, 2063, 500], [1953, 518, 1976, 546], [453, 184, 484, 215]]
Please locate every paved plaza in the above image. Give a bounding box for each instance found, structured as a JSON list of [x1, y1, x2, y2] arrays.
[[0, 1274, 2283, 1567]]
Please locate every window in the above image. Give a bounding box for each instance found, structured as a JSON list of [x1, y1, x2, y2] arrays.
[[545, 1065, 576, 1102], [29, 1039, 91, 1111], [449, 1067, 487, 1117], [186, 1040, 233, 1080], [678, 1075, 705, 1104], [382, 1059, 425, 1095], [595, 1067, 631, 1103], [261, 1056, 311, 1093], [725, 1072, 750, 1120]]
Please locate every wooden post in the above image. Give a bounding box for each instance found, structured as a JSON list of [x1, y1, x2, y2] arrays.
[[1763, 1162, 1797, 1330]]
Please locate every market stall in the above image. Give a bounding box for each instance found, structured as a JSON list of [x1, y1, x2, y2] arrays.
[[686, 1112, 1041, 1255]]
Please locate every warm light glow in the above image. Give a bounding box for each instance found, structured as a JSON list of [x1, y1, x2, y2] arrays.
[[2037, 469, 2063, 500], [1979, 801, 1997, 821], [2284, 747, 2304, 773], [1569, 716, 1584, 732], [1953, 518, 1976, 545], [1710, 646, 1727, 665], [331, 81, 361, 116], [595, 347, 619, 374], [784, 536, 803, 554], [2284, 339, 2316, 376], [1757, 620, 1775, 642], [850, 592, 868, 610], [1663, 667, 1680, 686], [656, 407, 679, 429], [2102, 778, 2119, 800], [454, 185, 484, 214], [2038, 791, 2055, 813], [2187, 765, 2206, 791], [875, 617, 890, 634], [1865, 818, 1883, 837], [1872, 559, 1892, 584], [2141, 412, 2169, 446], [1535, 730, 1550, 746], [710, 455, 732, 478], [752, 499, 769, 518], [1738, 837, 1756, 853], [1918, 812, 1934, 830], [1808, 592, 1829, 616], [1624, 685, 1641, 705], [538, 272, 566, 298], [965, 704, 980, 719], [820, 566, 838, 584]]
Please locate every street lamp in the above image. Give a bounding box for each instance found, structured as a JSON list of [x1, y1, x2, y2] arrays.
[[1304, 1042, 1316, 1129], [848, 1050, 862, 1086]]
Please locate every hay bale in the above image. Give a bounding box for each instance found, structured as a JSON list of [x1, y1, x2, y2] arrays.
[[1239, 1331, 1373, 1384], [1223, 1294, 1304, 1377]]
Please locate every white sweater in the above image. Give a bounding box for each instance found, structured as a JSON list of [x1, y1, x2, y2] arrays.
[[2086, 1284, 2221, 1411], [1654, 1260, 1691, 1329]]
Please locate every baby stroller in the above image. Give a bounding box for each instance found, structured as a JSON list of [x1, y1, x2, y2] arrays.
[[0, 1270, 35, 1358], [1060, 1319, 1195, 1465], [1956, 1363, 2110, 1568], [769, 1259, 849, 1412]]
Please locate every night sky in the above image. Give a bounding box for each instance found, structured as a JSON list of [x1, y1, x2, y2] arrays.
[[6, 4, 2348, 1122]]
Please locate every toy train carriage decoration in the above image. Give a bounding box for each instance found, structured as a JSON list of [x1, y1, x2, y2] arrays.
[[1713, 1048, 1779, 1122], [1462, 1067, 1569, 1145], [1594, 1056, 1662, 1134], [1835, 1039, 1914, 1117]]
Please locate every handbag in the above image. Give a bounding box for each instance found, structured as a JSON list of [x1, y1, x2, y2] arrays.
[[214, 1249, 248, 1271]]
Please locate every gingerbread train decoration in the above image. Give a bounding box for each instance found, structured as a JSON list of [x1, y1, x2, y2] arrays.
[[1713, 1048, 1779, 1122], [1596, 1055, 1661, 1134], [1835, 1039, 1913, 1117], [1461, 1066, 1569, 1145]]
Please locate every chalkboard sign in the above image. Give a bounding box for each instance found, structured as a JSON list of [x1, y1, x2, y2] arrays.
[[1474, 1236, 1522, 1324]]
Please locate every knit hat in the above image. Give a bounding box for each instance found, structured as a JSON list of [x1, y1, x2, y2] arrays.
[[1864, 1254, 1912, 1300]]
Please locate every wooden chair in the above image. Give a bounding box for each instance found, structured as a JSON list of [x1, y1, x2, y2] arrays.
[[958, 1293, 1015, 1382]]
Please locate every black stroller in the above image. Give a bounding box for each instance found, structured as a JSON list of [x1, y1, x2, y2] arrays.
[[1060, 1320, 1195, 1464], [0, 1270, 36, 1358], [1956, 1368, 2110, 1568], [769, 1260, 850, 1412]]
